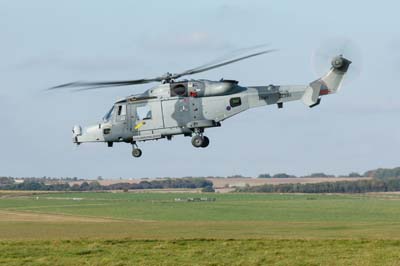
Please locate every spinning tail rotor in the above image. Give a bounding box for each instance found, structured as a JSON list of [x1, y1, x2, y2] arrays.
[[311, 37, 362, 84]]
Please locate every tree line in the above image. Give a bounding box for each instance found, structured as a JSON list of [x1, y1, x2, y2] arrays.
[[2, 167, 400, 193], [257, 167, 400, 179], [237, 178, 400, 193], [0, 178, 213, 192], [364, 167, 400, 179], [258, 172, 357, 178]]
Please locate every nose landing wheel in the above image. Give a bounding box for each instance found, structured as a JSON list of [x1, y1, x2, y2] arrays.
[[132, 148, 142, 158], [131, 142, 142, 158]]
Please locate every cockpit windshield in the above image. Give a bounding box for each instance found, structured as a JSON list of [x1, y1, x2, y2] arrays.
[[103, 106, 114, 122]]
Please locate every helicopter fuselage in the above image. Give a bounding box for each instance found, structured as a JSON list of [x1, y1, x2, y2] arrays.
[[72, 55, 351, 157], [74, 80, 300, 142]]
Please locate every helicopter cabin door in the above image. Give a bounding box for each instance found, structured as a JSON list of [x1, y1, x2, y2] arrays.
[[112, 103, 129, 135], [128, 100, 164, 136]]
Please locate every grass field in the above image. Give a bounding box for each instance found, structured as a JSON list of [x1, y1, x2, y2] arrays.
[[1, 192, 400, 265]]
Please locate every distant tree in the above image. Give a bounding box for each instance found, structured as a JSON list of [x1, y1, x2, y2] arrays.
[[273, 173, 296, 178], [89, 181, 102, 190], [71, 184, 81, 191], [236, 178, 400, 194], [348, 172, 362, 177], [309, 173, 335, 178], [201, 186, 215, 193], [0, 177, 14, 186], [97, 176, 104, 181], [80, 182, 90, 191], [227, 175, 246, 179], [48, 183, 70, 191], [258, 174, 272, 178], [364, 167, 400, 179]]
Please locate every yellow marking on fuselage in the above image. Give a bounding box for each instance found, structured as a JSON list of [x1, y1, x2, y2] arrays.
[[134, 121, 145, 130]]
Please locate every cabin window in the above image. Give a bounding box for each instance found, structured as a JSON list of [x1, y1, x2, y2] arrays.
[[230, 97, 242, 107], [137, 105, 152, 120]]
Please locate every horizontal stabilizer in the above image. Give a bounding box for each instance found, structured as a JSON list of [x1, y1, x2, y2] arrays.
[[301, 85, 320, 106]]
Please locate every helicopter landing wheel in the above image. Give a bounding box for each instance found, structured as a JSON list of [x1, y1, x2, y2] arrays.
[[132, 148, 142, 158], [191, 135, 204, 148], [201, 136, 210, 148]]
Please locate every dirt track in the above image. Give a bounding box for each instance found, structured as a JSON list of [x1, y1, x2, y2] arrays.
[[0, 210, 118, 223]]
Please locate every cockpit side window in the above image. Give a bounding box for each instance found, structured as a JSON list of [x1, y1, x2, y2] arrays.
[[103, 106, 114, 122], [117, 105, 126, 116]]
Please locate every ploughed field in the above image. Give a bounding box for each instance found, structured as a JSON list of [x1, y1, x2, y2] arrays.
[[0, 192, 400, 265]]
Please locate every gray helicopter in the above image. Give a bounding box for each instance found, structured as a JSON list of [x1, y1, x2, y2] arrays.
[[51, 49, 351, 158]]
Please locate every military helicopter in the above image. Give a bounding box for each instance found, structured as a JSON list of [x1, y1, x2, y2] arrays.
[[50, 47, 351, 158]]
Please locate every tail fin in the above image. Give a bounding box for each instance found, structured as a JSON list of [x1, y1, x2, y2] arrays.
[[302, 55, 351, 107]]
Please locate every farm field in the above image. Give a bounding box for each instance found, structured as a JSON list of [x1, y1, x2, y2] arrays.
[[1, 192, 400, 265]]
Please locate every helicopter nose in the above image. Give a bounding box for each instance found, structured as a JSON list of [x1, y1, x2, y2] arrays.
[[72, 124, 105, 143], [72, 125, 82, 144], [72, 125, 82, 136]]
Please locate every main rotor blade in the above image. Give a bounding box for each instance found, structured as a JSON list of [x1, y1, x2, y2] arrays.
[[48, 77, 163, 91], [185, 44, 271, 73], [172, 48, 277, 79], [49, 45, 277, 92]]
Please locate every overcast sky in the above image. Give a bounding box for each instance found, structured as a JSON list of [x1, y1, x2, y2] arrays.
[[1, 0, 399, 178]]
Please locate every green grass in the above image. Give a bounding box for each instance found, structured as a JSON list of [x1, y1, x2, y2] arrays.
[[0, 239, 400, 266], [1, 192, 400, 265], [3, 192, 400, 223]]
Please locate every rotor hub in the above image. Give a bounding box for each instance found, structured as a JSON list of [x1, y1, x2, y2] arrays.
[[331, 56, 344, 69], [331, 55, 352, 72]]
